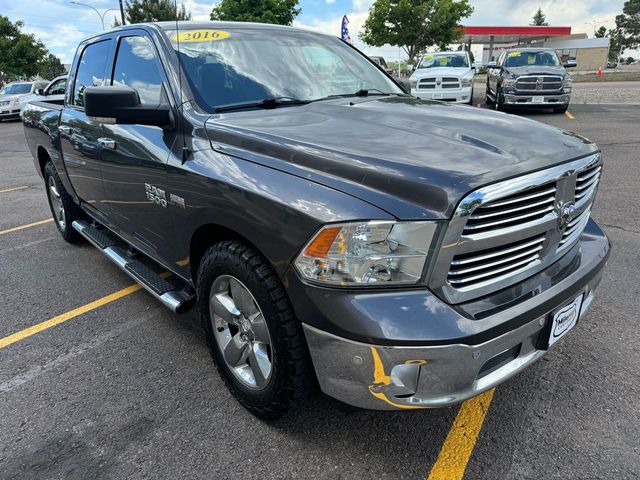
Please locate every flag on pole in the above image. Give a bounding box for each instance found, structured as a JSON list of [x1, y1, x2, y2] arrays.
[[341, 15, 352, 43]]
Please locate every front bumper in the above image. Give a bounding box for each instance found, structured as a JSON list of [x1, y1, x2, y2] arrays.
[[502, 93, 570, 107], [0, 108, 21, 119], [411, 86, 472, 103], [300, 220, 609, 410]]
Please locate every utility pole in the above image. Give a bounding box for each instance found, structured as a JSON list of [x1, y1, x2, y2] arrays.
[[119, 0, 126, 25]]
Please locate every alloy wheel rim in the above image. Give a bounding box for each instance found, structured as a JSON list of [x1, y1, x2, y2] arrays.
[[209, 275, 273, 390], [47, 176, 66, 230]]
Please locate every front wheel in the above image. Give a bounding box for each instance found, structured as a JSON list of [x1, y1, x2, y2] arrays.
[[197, 241, 311, 419], [494, 90, 505, 111], [44, 162, 85, 243], [554, 104, 569, 113]]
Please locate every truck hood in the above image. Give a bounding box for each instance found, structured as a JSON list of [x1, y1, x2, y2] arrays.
[[504, 65, 567, 77], [411, 67, 473, 80], [205, 97, 597, 219]]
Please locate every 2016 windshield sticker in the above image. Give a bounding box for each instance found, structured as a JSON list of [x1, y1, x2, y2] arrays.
[[172, 30, 230, 42]]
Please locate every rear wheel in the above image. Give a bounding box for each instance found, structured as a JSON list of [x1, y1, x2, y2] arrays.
[[44, 162, 85, 243], [197, 241, 311, 419]]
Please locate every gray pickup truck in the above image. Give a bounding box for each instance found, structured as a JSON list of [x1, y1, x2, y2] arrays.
[[22, 22, 609, 419]]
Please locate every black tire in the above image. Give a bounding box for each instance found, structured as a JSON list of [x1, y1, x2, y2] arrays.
[[197, 241, 311, 419], [43, 162, 85, 243], [494, 88, 505, 111], [554, 104, 569, 114]]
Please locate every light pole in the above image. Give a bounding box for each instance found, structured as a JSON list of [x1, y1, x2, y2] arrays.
[[70, 2, 120, 30], [584, 19, 609, 37]]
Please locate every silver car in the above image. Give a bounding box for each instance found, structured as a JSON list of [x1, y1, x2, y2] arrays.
[[19, 75, 68, 113], [0, 80, 49, 121]]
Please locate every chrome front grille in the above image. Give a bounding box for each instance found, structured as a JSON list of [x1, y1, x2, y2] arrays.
[[515, 75, 563, 92], [430, 153, 602, 303], [448, 235, 545, 288], [463, 183, 556, 234]]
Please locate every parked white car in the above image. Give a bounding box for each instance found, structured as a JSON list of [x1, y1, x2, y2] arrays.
[[0, 80, 49, 121], [19, 75, 68, 113], [410, 51, 474, 104]]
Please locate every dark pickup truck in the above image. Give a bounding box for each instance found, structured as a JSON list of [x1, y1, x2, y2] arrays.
[[23, 22, 609, 418], [486, 47, 576, 113]]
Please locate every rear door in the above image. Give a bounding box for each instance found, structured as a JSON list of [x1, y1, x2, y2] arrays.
[[98, 30, 180, 254], [59, 37, 113, 214]]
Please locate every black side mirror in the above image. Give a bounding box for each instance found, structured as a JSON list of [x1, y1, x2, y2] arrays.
[[35, 88, 45, 96], [563, 60, 577, 68], [84, 86, 173, 129]]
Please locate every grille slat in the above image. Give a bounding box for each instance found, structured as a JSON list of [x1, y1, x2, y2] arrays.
[[575, 165, 602, 202], [481, 187, 556, 208], [558, 208, 591, 249], [469, 196, 555, 220], [448, 236, 545, 287], [463, 183, 557, 234]]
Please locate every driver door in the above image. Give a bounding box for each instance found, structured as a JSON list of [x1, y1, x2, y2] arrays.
[[98, 30, 180, 257]]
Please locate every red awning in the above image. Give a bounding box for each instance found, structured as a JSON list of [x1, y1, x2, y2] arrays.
[[460, 26, 572, 44]]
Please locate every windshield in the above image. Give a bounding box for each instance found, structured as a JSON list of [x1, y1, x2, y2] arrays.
[[417, 53, 469, 69], [505, 51, 560, 67], [166, 27, 402, 112], [3, 83, 32, 94]]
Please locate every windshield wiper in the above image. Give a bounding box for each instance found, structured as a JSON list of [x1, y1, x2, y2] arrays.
[[311, 89, 404, 102], [214, 96, 310, 113]]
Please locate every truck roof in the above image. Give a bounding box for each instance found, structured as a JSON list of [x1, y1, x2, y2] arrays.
[[127, 20, 333, 37]]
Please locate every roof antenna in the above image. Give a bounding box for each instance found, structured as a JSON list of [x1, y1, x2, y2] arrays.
[[174, 0, 189, 163]]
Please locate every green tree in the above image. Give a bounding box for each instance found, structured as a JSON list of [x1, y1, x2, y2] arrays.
[[114, 0, 191, 25], [360, 0, 473, 65], [210, 0, 300, 25], [615, 0, 640, 50], [605, 28, 625, 61], [0, 16, 47, 82], [37, 53, 66, 80], [595, 25, 607, 38], [531, 8, 549, 26]]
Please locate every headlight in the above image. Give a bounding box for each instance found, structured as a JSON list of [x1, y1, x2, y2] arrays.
[[502, 78, 517, 88], [461, 78, 472, 88], [294, 221, 438, 286], [562, 77, 572, 92], [410, 79, 417, 88]]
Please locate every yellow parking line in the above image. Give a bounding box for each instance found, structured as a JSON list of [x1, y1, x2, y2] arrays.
[[0, 185, 28, 194], [0, 218, 53, 236], [427, 389, 495, 480], [0, 283, 143, 350], [565, 111, 576, 120]]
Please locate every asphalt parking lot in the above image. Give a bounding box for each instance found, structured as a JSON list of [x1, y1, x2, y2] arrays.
[[1, 101, 639, 479]]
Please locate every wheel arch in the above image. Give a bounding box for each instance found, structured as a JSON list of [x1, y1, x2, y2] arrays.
[[189, 223, 268, 285], [36, 145, 52, 176]]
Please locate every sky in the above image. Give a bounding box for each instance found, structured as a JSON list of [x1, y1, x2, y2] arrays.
[[0, 0, 630, 66]]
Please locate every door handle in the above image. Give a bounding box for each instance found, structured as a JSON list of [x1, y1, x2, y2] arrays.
[[98, 138, 117, 150], [59, 125, 73, 135]]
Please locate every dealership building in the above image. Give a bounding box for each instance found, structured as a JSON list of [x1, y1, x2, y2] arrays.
[[461, 26, 610, 72]]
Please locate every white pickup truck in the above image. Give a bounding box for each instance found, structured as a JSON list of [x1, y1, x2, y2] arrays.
[[410, 51, 474, 104]]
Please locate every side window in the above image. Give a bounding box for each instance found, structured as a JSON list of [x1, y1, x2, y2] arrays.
[[48, 78, 67, 95], [73, 40, 111, 107], [112, 36, 165, 105]]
